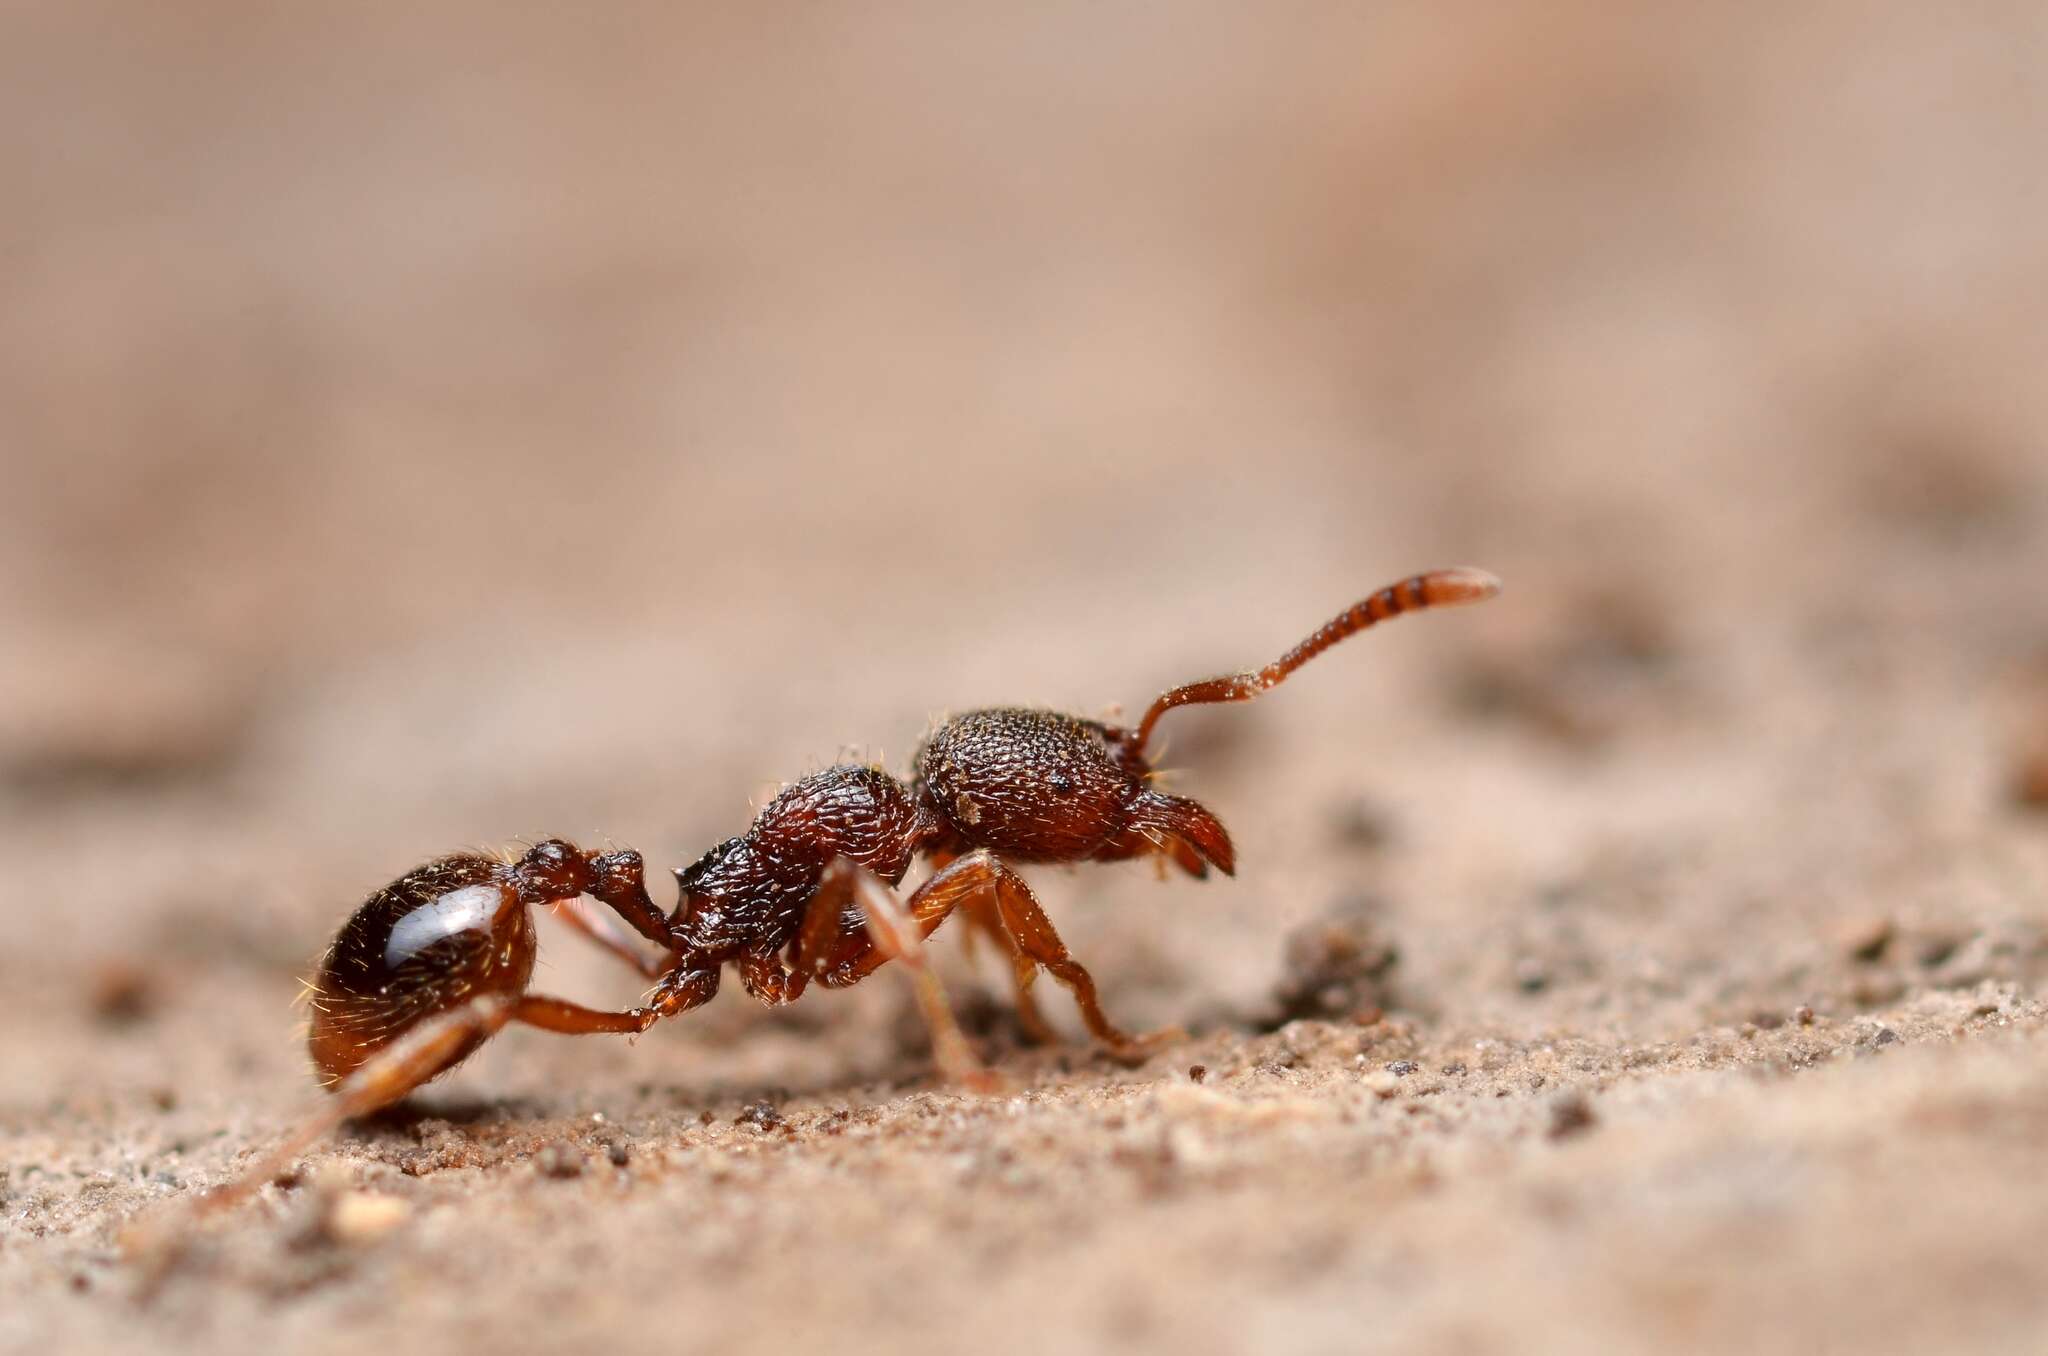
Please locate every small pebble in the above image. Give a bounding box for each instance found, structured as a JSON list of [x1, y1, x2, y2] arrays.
[[88, 963, 156, 1026], [1916, 932, 1963, 967], [1386, 1060, 1419, 1077], [535, 1143, 584, 1178], [1836, 917, 1894, 963], [1326, 796, 1395, 851], [1794, 1005, 1815, 1026], [737, 1102, 784, 1131], [1872, 1027, 1900, 1047], [2011, 720, 2048, 809], [1547, 1091, 1596, 1140], [328, 1192, 412, 1244], [1187, 1065, 1208, 1085], [606, 1141, 631, 1167]]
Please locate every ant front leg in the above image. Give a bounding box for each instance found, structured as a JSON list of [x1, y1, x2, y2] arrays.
[[807, 853, 1176, 1067], [923, 849, 1056, 1045], [735, 951, 803, 1005], [791, 857, 997, 1089], [970, 856, 1182, 1064]]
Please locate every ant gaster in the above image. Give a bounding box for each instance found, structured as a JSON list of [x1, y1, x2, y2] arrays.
[[240, 570, 1498, 1190]]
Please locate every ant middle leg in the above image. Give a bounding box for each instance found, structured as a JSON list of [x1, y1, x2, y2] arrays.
[[809, 852, 1174, 1065], [961, 894, 1058, 1045], [782, 857, 995, 1087], [843, 863, 999, 1090], [793, 853, 1054, 1045]]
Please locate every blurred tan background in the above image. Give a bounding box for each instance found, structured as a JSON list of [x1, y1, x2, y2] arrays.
[[4, 4, 2047, 1354]]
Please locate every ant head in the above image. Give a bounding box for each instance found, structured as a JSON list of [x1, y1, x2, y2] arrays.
[[306, 854, 538, 1091]]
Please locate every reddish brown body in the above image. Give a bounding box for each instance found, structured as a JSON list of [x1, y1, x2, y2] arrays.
[[300, 567, 1500, 1110]]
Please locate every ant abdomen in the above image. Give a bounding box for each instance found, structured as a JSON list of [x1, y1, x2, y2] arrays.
[[306, 854, 537, 1088]]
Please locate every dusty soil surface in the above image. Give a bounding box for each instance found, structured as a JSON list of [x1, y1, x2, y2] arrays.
[[5, 5, 2048, 1354]]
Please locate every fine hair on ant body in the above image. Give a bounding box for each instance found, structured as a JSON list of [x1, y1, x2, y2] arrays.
[[192, 567, 1499, 1216]]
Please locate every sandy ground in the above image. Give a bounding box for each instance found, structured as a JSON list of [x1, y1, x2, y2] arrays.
[[5, 4, 2048, 1353]]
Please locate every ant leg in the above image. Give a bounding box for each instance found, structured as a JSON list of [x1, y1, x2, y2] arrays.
[[246, 987, 674, 1199], [549, 898, 670, 981], [926, 850, 1053, 1041], [123, 982, 693, 1281], [837, 860, 998, 1090], [792, 857, 995, 1088], [736, 950, 806, 1005], [963, 895, 1058, 1045], [820, 853, 1171, 1064], [512, 993, 663, 1035], [789, 871, 861, 984], [126, 992, 519, 1271], [983, 865, 1181, 1063], [791, 855, 980, 984]]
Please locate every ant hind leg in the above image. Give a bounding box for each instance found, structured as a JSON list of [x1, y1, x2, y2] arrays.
[[123, 994, 519, 1281], [206, 988, 667, 1214], [548, 898, 671, 980]]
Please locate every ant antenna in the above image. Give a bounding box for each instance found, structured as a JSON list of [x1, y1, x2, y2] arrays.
[[1126, 567, 1501, 757]]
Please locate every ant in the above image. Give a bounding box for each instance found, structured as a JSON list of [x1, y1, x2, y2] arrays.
[[196, 568, 1499, 1213]]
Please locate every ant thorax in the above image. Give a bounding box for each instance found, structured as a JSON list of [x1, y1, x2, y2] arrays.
[[672, 764, 931, 954]]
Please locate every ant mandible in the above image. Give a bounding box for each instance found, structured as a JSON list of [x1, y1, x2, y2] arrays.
[[236, 568, 1499, 1187]]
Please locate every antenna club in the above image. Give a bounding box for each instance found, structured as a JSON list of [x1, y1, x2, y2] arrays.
[[1423, 566, 1503, 604]]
